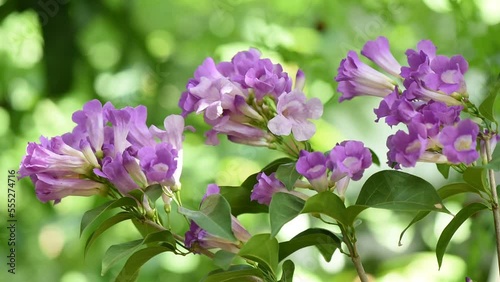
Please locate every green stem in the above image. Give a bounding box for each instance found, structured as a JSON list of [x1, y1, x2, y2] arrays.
[[339, 225, 369, 282], [484, 138, 500, 276]]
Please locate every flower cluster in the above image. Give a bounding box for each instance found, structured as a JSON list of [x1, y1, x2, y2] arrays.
[[179, 49, 323, 145], [251, 140, 372, 203], [19, 99, 185, 204], [335, 37, 479, 168]]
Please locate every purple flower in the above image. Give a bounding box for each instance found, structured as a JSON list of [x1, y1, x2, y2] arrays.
[[71, 99, 105, 153], [251, 172, 288, 206], [335, 51, 395, 102], [296, 150, 329, 192], [386, 122, 429, 168], [361, 36, 402, 77], [138, 143, 178, 185], [267, 89, 323, 141], [423, 55, 468, 94], [205, 116, 270, 146], [374, 87, 419, 126], [99, 154, 140, 194], [19, 137, 94, 178], [401, 40, 437, 80], [327, 141, 372, 181], [439, 119, 479, 165], [32, 174, 105, 203], [403, 80, 462, 106]]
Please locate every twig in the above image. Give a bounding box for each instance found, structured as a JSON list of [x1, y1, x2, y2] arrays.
[[485, 139, 500, 276]]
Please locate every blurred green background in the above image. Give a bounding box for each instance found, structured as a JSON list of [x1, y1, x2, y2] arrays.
[[1, 0, 500, 281]]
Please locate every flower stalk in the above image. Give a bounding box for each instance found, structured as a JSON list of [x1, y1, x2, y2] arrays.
[[340, 225, 369, 282], [484, 137, 500, 275]]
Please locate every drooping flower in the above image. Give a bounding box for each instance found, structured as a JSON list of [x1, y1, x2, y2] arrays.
[[335, 51, 396, 102], [374, 87, 419, 126], [361, 36, 402, 77], [267, 89, 323, 141], [439, 119, 479, 165], [251, 172, 289, 206], [403, 80, 462, 106], [386, 122, 429, 168], [327, 140, 372, 181], [296, 150, 329, 192], [31, 174, 106, 203]]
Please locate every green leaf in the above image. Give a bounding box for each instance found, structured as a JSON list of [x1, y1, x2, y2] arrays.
[[278, 228, 342, 262], [279, 260, 295, 282], [463, 167, 488, 193], [219, 185, 268, 216], [214, 250, 237, 271], [369, 148, 380, 166], [102, 230, 174, 275], [345, 205, 368, 226], [178, 194, 236, 242], [301, 192, 348, 225], [275, 162, 301, 191], [436, 164, 450, 179], [202, 265, 265, 282], [356, 170, 448, 213], [85, 212, 133, 256], [239, 234, 279, 276], [80, 197, 137, 236], [436, 203, 488, 268], [131, 218, 161, 238], [270, 193, 305, 237], [398, 182, 482, 246], [478, 74, 500, 123], [485, 144, 500, 171], [144, 184, 163, 204], [114, 246, 172, 282]]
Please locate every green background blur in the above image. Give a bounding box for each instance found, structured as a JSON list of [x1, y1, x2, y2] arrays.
[[1, 0, 500, 281]]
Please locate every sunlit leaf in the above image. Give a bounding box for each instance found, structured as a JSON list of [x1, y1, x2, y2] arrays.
[[275, 162, 301, 191], [270, 193, 305, 237], [202, 265, 264, 282], [178, 194, 236, 242], [80, 197, 137, 236], [278, 228, 341, 262], [102, 230, 174, 275], [463, 167, 488, 193], [279, 260, 295, 282], [436, 164, 450, 179], [238, 234, 279, 276], [301, 192, 348, 225], [436, 203, 488, 268], [114, 246, 172, 282], [85, 212, 133, 256], [214, 250, 237, 271], [478, 74, 500, 123], [356, 170, 449, 213], [399, 182, 482, 246]]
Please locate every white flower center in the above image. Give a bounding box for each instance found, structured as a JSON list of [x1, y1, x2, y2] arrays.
[[343, 157, 359, 169], [405, 139, 422, 154], [454, 135, 472, 151]]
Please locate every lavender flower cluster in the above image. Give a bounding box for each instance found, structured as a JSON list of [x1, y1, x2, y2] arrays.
[[335, 37, 479, 168], [19, 100, 185, 204], [179, 48, 323, 144]]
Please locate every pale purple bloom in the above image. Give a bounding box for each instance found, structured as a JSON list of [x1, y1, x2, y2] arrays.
[[328, 141, 372, 181], [386, 122, 428, 168], [138, 143, 178, 185], [100, 154, 140, 194], [335, 51, 395, 102], [403, 80, 462, 106], [423, 55, 468, 94], [416, 101, 462, 138], [361, 36, 402, 77], [122, 149, 148, 188], [267, 89, 323, 141], [124, 105, 156, 148], [251, 172, 288, 206], [401, 40, 437, 80], [296, 150, 328, 192], [439, 119, 479, 165], [374, 87, 419, 126], [205, 116, 270, 146], [19, 137, 93, 178], [71, 99, 105, 152], [295, 69, 306, 91], [106, 107, 132, 155], [32, 174, 105, 203]]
